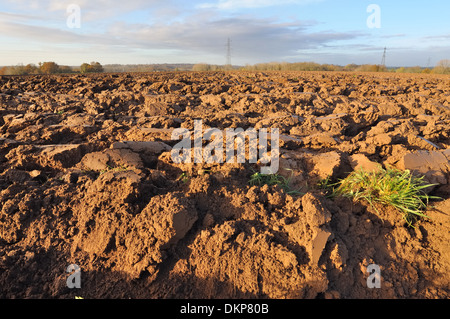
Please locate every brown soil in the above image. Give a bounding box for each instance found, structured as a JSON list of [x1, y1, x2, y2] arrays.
[[0, 71, 449, 299]]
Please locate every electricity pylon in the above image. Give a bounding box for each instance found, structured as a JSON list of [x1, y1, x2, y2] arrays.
[[380, 47, 386, 67], [226, 38, 232, 67]]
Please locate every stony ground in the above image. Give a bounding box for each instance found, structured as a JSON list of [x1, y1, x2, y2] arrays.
[[0, 71, 449, 299]]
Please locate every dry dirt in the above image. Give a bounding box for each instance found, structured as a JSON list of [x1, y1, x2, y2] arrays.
[[0, 71, 449, 299]]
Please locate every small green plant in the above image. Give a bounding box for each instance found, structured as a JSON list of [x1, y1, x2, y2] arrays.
[[99, 164, 128, 175], [249, 168, 303, 195], [331, 167, 440, 226], [176, 168, 211, 184], [317, 176, 334, 192], [177, 172, 190, 183]]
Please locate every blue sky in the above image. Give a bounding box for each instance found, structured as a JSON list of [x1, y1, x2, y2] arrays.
[[0, 0, 449, 67]]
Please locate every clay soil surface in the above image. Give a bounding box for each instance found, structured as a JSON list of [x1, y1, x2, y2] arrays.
[[0, 71, 449, 299]]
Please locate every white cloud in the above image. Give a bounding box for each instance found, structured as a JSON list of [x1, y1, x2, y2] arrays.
[[0, 20, 115, 46], [198, 0, 322, 10], [0, 4, 362, 65], [1, 0, 161, 21], [102, 15, 360, 64]]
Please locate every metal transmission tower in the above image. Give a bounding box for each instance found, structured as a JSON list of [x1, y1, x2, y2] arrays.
[[380, 47, 387, 67], [226, 38, 232, 67]]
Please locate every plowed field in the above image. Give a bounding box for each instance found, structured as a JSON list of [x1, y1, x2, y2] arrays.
[[0, 71, 449, 299]]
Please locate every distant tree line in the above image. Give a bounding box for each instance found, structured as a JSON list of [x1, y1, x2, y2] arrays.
[[103, 63, 194, 72], [0, 61, 104, 75], [2, 59, 449, 75], [238, 60, 450, 74], [240, 61, 348, 72], [80, 62, 104, 73], [192, 63, 236, 71]]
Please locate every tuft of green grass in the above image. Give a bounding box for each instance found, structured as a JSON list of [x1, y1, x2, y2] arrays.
[[249, 169, 303, 196], [99, 164, 128, 175], [331, 167, 440, 227], [177, 172, 190, 183], [317, 176, 334, 193]]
